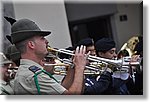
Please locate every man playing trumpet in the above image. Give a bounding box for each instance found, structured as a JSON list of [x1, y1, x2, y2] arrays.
[[10, 18, 87, 95], [84, 38, 130, 95]]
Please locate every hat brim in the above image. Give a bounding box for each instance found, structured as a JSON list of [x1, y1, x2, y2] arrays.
[[11, 31, 51, 44], [0, 60, 13, 65]]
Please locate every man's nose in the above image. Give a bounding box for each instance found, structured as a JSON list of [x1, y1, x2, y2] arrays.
[[114, 52, 117, 58], [45, 39, 49, 44]]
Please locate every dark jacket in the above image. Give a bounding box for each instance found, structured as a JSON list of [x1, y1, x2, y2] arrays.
[[84, 71, 130, 95], [84, 71, 112, 95]]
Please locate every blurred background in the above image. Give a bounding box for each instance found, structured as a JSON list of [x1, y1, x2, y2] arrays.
[[1, 0, 142, 53]]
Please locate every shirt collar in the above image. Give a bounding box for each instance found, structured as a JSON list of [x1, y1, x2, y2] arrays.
[[20, 59, 43, 69]]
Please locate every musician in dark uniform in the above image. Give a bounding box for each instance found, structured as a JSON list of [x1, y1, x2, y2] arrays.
[[126, 36, 143, 95], [84, 38, 130, 95]]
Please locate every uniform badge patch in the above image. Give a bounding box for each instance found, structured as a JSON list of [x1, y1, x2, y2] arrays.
[[29, 66, 41, 73]]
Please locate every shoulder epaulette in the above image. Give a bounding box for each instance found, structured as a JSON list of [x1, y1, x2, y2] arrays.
[[29, 66, 41, 73]]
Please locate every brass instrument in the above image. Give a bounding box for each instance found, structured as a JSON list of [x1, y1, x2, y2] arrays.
[[8, 67, 18, 73], [45, 46, 141, 75], [44, 61, 104, 75], [44, 63, 69, 75], [8, 65, 18, 79], [47, 46, 140, 67], [118, 36, 139, 58]]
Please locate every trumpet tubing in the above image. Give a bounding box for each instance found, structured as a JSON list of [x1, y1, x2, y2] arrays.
[[54, 69, 102, 75], [44, 63, 104, 75], [44, 63, 70, 67], [47, 47, 141, 67], [8, 67, 18, 79], [47, 46, 141, 75], [53, 69, 102, 75], [44, 61, 132, 75]]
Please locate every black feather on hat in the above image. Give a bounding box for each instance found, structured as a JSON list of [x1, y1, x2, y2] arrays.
[[4, 16, 16, 44], [6, 35, 13, 44], [4, 16, 16, 25]]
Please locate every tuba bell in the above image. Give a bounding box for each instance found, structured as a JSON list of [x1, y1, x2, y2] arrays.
[[117, 36, 140, 59]]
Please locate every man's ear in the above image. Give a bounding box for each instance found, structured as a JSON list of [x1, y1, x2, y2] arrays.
[[28, 41, 35, 49]]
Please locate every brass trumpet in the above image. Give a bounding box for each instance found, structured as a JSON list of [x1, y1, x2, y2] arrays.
[[44, 59, 131, 75], [44, 61, 104, 75], [46, 46, 141, 75], [47, 47, 141, 68], [8, 66, 18, 79]]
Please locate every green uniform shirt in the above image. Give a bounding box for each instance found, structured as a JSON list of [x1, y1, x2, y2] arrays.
[[14, 59, 66, 95], [0, 80, 14, 95]]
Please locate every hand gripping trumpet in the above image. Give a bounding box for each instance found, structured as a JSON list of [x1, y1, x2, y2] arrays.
[[47, 46, 141, 74]]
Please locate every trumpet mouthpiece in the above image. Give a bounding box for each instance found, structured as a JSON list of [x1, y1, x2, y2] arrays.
[[47, 46, 57, 52]]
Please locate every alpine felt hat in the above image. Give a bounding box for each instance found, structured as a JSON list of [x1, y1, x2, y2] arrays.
[[6, 45, 21, 61], [0, 52, 13, 66], [10, 19, 51, 44]]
